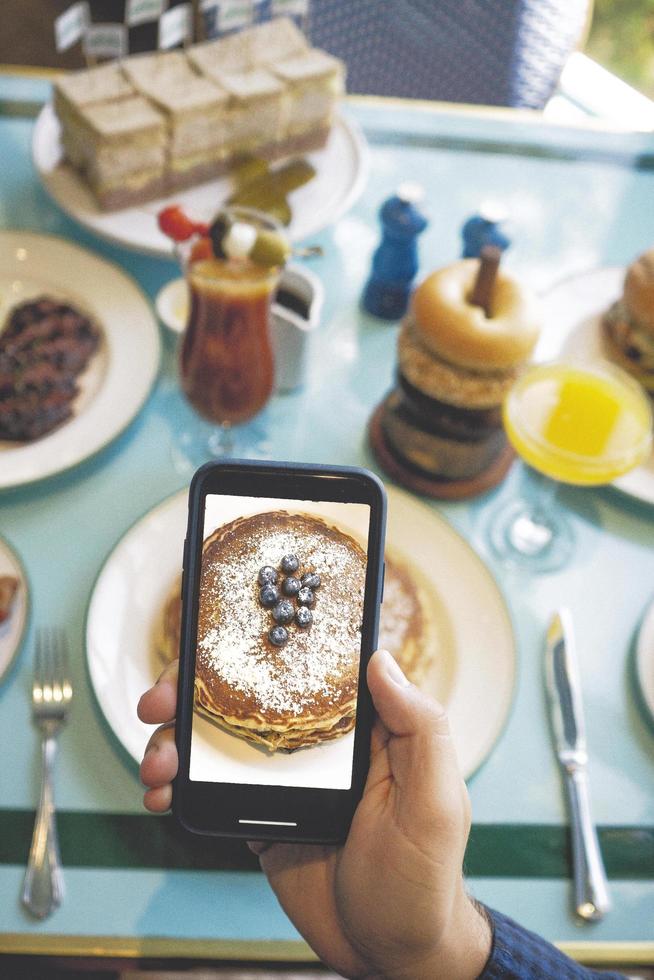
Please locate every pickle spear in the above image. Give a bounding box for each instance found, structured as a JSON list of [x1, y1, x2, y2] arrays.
[[227, 159, 316, 224]]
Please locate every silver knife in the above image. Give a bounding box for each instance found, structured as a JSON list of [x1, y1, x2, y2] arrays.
[[545, 608, 611, 921]]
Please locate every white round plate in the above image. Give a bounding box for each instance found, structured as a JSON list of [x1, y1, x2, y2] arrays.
[[0, 231, 160, 490], [635, 596, 654, 731], [33, 103, 369, 257], [536, 265, 654, 505], [0, 535, 29, 683], [86, 485, 515, 780]]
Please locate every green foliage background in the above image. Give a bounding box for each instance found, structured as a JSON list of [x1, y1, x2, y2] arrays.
[[586, 0, 654, 97]]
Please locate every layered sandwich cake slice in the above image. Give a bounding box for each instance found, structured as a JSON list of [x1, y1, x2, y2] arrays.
[[66, 95, 167, 210], [188, 28, 287, 160], [54, 62, 136, 170], [191, 16, 308, 74], [247, 15, 309, 63], [123, 51, 231, 190], [189, 42, 286, 160], [53, 61, 135, 120], [267, 47, 345, 154]]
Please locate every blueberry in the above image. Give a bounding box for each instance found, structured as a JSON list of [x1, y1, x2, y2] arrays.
[[282, 576, 301, 597], [259, 584, 279, 608], [269, 625, 288, 647], [297, 587, 315, 608], [258, 565, 278, 586], [301, 572, 321, 590], [295, 606, 313, 629], [272, 599, 294, 625], [281, 554, 299, 574]]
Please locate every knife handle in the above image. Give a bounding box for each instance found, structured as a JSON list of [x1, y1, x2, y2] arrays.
[[564, 768, 611, 921]]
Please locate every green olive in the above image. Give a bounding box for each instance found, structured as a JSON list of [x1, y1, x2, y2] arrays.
[[249, 228, 291, 268]]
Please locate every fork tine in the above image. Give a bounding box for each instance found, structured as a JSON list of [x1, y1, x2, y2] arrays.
[[45, 628, 55, 705], [54, 630, 70, 704], [33, 629, 45, 705], [61, 634, 72, 703], [49, 630, 60, 705]]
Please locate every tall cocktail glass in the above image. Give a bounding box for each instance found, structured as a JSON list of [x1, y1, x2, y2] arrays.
[[176, 209, 282, 461], [486, 359, 652, 572]]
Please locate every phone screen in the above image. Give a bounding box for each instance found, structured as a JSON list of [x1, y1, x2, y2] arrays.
[[189, 493, 371, 792]]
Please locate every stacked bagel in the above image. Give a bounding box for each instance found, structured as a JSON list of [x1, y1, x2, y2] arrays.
[[376, 256, 541, 492]]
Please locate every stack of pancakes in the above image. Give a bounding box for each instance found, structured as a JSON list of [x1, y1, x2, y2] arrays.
[[193, 511, 364, 752], [156, 515, 437, 752], [375, 258, 540, 491]]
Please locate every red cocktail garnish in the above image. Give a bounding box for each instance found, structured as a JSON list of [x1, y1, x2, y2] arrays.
[[189, 236, 214, 263], [158, 205, 207, 243]]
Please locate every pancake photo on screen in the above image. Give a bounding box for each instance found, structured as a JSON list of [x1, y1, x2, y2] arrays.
[[157, 540, 439, 745], [192, 510, 367, 752]]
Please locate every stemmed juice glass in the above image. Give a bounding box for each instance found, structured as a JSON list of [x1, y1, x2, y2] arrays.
[[486, 359, 653, 572], [175, 207, 285, 464]]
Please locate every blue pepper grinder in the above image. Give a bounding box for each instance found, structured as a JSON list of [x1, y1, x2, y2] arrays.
[[362, 183, 428, 320], [461, 203, 511, 259]]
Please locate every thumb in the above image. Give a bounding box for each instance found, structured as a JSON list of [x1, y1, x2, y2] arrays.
[[366, 649, 469, 839]]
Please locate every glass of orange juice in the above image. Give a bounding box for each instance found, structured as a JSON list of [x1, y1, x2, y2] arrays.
[[487, 359, 652, 571]]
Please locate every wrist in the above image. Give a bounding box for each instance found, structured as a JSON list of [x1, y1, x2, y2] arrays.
[[433, 888, 492, 980], [378, 886, 491, 980]]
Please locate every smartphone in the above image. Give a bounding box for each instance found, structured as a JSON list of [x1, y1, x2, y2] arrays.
[[173, 459, 387, 843]]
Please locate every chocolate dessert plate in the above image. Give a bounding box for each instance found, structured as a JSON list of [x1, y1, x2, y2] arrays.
[[32, 104, 369, 259], [0, 231, 160, 490], [85, 485, 515, 781], [536, 265, 654, 506]]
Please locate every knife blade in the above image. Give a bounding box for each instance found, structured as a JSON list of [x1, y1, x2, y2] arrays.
[[545, 609, 611, 921]]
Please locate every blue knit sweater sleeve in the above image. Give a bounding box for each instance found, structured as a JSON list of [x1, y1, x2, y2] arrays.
[[479, 908, 625, 979]]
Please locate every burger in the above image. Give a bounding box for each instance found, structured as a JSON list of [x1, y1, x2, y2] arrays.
[[602, 247, 654, 394]]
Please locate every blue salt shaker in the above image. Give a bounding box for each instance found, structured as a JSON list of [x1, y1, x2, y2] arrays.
[[461, 203, 511, 258], [362, 183, 428, 320]]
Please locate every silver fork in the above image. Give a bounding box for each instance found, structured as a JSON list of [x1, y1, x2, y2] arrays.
[[21, 629, 72, 919]]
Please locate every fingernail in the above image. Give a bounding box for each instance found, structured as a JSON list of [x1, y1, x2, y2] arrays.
[[379, 648, 411, 687]]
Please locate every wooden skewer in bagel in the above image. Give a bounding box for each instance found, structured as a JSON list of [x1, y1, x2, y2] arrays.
[[469, 245, 502, 318]]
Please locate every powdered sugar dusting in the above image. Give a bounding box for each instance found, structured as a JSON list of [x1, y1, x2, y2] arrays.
[[378, 572, 416, 654], [197, 514, 366, 718]]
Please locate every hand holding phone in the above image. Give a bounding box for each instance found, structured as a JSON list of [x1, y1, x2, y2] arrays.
[[173, 460, 386, 843], [138, 649, 490, 980]]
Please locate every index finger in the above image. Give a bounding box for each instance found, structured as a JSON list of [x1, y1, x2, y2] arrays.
[[137, 659, 179, 725]]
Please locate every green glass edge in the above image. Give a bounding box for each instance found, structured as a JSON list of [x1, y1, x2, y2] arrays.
[[0, 811, 652, 878], [364, 128, 654, 171]]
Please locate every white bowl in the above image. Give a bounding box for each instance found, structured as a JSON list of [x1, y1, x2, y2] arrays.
[[154, 262, 324, 391]]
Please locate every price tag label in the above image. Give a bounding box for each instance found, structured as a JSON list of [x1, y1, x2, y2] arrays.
[[217, 0, 254, 33], [271, 0, 308, 18], [83, 23, 128, 60], [54, 1, 90, 52], [125, 0, 167, 28], [158, 2, 192, 48]]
